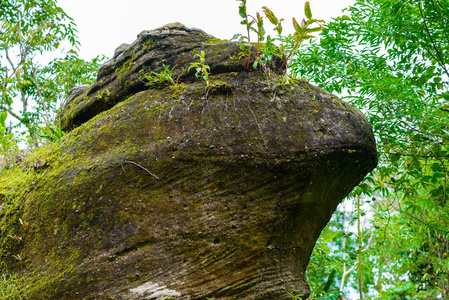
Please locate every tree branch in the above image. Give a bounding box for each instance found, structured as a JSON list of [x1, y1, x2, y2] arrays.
[[418, 3, 449, 81], [0, 105, 24, 124], [401, 209, 449, 234], [120, 160, 160, 179], [30, 60, 51, 125], [5, 48, 28, 112]]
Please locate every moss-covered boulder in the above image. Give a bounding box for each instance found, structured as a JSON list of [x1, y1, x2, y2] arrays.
[[0, 23, 377, 299]]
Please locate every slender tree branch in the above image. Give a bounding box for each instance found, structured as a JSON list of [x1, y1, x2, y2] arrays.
[[120, 160, 160, 179], [340, 200, 374, 292], [429, 148, 447, 204], [4, 48, 28, 112], [30, 60, 51, 125], [340, 223, 357, 291], [0, 105, 24, 123], [400, 209, 449, 234], [418, 3, 449, 80], [4, 48, 19, 78], [341, 229, 374, 291], [357, 195, 364, 300], [387, 151, 449, 159]]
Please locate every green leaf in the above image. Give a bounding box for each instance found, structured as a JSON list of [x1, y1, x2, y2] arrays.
[[433, 172, 445, 179], [390, 153, 401, 163], [262, 6, 278, 25], [292, 18, 302, 33], [431, 165, 442, 172], [0, 112, 7, 128], [322, 269, 336, 292], [301, 35, 315, 40], [231, 33, 241, 40], [305, 26, 324, 33], [239, 4, 247, 19], [304, 1, 312, 19], [276, 23, 283, 35]]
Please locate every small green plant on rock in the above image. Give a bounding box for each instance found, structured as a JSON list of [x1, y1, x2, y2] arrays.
[[232, 0, 324, 71], [142, 64, 176, 89], [36, 119, 66, 143], [286, 289, 305, 300], [188, 50, 211, 88]]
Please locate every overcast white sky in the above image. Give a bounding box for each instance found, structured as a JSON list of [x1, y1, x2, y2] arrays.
[[57, 0, 355, 60]]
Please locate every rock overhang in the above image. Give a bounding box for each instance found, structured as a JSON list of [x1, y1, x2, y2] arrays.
[[0, 23, 377, 299]]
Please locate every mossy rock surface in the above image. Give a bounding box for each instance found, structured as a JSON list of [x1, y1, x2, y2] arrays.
[[0, 23, 377, 299]]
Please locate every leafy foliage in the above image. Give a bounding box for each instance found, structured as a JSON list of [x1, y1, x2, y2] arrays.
[[232, 0, 324, 71], [2, 0, 449, 298], [291, 0, 449, 298], [142, 63, 176, 89], [36, 119, 65, 143], [41, 53, 106, 107], [0, 111, 19, 168], [188, 50, 211, 88], [0, 0, 106, 142]]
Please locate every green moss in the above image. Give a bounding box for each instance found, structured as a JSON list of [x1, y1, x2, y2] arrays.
[[115, 59, 135, 79], [142, 38, 155, 51], [207, 38, 227, 44], [0, 28, 377, 299]]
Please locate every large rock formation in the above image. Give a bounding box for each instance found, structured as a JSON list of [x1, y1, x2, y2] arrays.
[[0, 23, 377, 299]]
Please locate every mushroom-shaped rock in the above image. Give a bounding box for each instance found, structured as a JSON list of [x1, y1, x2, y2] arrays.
[[0, 23, 377, 299]]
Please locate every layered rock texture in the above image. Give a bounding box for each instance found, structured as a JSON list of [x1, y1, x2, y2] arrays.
[[0, 23, 377, 299]]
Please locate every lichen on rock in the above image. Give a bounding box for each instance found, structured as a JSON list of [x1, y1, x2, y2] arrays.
[[0, 23, 377, 299]]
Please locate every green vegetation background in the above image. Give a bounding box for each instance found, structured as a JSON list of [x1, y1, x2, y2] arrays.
[[1, 0, 448, 299]]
